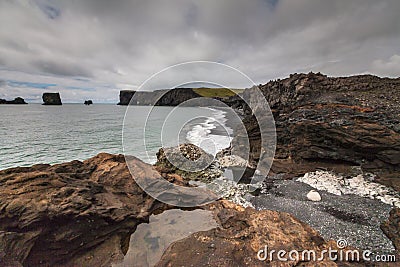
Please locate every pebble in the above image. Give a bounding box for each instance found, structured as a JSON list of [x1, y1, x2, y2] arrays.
[[307, 190, 321, 201]]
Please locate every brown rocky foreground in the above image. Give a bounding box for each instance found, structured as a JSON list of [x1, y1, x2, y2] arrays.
[[381, 208, 400, 253], [157, 200, 368, 267], [0, 153, 168, 266], [2, 153, 398, 266]]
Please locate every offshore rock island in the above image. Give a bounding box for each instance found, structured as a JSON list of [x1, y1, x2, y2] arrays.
[[42, 92, 62, 105], [0, 73, 399, 266], [0, 97, 27, 104]]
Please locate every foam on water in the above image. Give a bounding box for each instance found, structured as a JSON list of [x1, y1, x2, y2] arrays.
[[185, 108, 233, 156]]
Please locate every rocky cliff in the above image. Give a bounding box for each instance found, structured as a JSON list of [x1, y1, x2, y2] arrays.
[[0, 97, 27, 104], [117, 88, 241, 106], [118, 88, 202, 106], [233, 73, 400, 184], [42, 92, 62, 105], [117, 90, 136, 105]]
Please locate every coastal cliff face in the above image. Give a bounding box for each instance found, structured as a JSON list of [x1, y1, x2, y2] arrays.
[[154, 88, 201, 106], [117, 87, 242, 106], [235, 73, 400, 183], [118, 88, 202, 106], [117, 90, 136, 105], [0, 97, 27, 104], [42, 92, 62, 105]]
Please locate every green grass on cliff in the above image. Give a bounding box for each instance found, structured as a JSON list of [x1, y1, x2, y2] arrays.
[[193, 88, 244, 98]]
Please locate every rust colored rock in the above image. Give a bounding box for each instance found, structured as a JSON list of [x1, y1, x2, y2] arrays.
[[0, 153, 168, 266], [381, 208, 400, 254], [156, 200, 365, 266]]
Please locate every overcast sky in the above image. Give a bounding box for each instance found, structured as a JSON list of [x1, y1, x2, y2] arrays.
[[0, 0, 399, 103]]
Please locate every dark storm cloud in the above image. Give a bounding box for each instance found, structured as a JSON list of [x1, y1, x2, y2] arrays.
[[32, 60, 93, 77], [0, 0, 399, 102]]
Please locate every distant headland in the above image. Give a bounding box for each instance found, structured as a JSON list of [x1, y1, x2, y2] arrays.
[[117, 88, 244, 106], [0, 97, 27, 104]]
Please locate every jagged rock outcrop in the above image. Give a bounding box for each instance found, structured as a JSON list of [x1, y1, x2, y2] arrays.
[[117, 90, 136, 105], [42, 92, 62, 105], [0, 153, 168, 266], [381, 208, 400, 254], [0, 97, 27, 104], [234, 73, 400, 184], [155, 144, 222, 182], [156, 200, 364, 266]]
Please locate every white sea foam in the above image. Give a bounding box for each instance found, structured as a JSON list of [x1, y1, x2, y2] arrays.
[[186, 108, 233, 156]]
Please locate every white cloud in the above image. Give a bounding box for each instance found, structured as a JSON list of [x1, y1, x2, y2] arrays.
[[370, 55, 400, 77], [0, 0, 399, 102]]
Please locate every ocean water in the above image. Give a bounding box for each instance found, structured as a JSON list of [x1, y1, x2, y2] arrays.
[[0, 104, 232, 170]]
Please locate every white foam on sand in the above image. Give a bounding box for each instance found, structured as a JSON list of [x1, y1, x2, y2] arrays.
[[186, 108, 233, 156], [297, 170, 400, 208]]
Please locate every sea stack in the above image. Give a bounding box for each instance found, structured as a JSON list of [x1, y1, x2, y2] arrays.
[[42, 92, 62, 105], [117, 90, 135, 105], [0, 97, 27, 104]]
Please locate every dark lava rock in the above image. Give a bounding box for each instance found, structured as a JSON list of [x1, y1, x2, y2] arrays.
[[156, 200, 365, 266], [117, 90, 135, 105], [84, 100, 93, 105], [118, 88, 202, 106], [233, 72, 400, 183], [0, 153, 168, 266], [154, 88, 200, 106], [0, 97, 27, 104], [42, 92, 62, 105], [381, 208, 400, 254]]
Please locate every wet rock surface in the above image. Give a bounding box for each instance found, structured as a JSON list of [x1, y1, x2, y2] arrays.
[[115, 209, 218, 267], [156, 200, 365, 266], [0, 153, 168, 266]]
